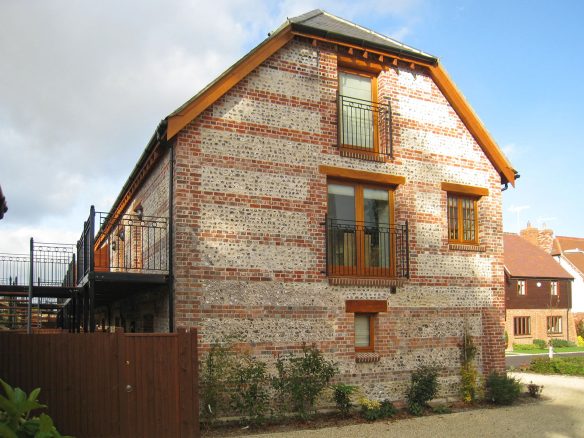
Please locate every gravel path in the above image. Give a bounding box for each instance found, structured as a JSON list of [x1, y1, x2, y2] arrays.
[[248, 373, 584, 438]]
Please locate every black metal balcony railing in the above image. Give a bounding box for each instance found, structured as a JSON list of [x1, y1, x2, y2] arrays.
[[76, 206, 169, 283], [326, 218, 409, 278], [337, 94, 392, 158]]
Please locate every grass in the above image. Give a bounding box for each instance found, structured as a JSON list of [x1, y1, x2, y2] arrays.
[[507, 347, 584, 355], [527, 356, 584, 376]]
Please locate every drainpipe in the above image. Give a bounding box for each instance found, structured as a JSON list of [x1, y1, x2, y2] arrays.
[[167, 140, 175, 333]]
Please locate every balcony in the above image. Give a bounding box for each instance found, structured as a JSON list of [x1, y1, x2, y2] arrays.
[[337, 94, 393, 160], [325, 218, 409, 280]]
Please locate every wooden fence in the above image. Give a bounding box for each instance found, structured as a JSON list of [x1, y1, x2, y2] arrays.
[[0, 328, 199, 438]]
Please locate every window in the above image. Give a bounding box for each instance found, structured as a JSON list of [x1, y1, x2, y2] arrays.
[[517, 280, 526, 296], [327, 181, 393, 276], [547, 316, 562, 334], [514, 316, 531, 336], [447, 194, 478, 244], [354, 313, 374, 351], [339, 70, 376, 150], [550, 281, 558, 296]]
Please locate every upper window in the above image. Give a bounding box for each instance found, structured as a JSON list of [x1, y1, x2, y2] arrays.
[[517, 280, 526, 296], [550, 281, 558, 296], [327, 181, 393, 277], [447, 194, 478, 244]]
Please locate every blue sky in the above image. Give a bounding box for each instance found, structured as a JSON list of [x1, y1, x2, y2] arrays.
[[1, 0, 582, 252]]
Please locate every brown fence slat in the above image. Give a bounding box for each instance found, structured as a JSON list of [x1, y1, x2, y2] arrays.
[[0, 330, 199, 438]]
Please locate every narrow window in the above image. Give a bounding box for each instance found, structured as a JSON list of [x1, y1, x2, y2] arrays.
[[513, 316, 531, 336], [339, 71, 376, 151], [354, 313, 374, 352], [517, 280, 526, 296], [447, 193, 478, 244]]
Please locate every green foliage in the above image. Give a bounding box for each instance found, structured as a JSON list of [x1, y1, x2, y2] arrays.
[[576, 319, 584, 338], [578, 336, 584, 347], [548, 339, 576, 348], [485, 372, 521, 405], [528, 357, 584, 376], [513, 343, 540, 351], [432, 404, 452, 414], [406, 366, 439, 415], [504, 331, 508, 349], [229, 355, 270, 426], [357, 398, 395, 421], [200, 341, 236, 425], [533, 339, 547, 349], [460, 333, 480, 403], [331, 384, 357, 417], [0, 378, 72, 438], [272, 345, 338, 419]]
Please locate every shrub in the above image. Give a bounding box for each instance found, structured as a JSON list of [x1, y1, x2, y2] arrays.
[[504, 331, 509, 349], [460, 333, 480, 403], [576, 319, 584, 338], [0, 378, 72, 438], [331, 383, 357, 417], [406, 366, 439, 415], [549, 339, 576, 348], [200, 341, 236, 424], [357, 398, 396, 421], [513, 343, 540, 351], [578, 336, 584, 347], [432, 404, 452, 414], [230, 354, 270, 426], [533, 339, 547, 349], [528, 357, 584, 376], [272, 344, 338, 419], [485, 372, 521, 405]]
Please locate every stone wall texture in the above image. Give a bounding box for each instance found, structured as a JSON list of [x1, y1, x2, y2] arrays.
[[136, 37, 507, 402]]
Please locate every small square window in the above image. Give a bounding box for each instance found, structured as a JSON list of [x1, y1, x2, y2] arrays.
[[517, 280, 526, 296]]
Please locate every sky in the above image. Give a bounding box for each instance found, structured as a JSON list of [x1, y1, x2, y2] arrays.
[[1, 0, 583, 253]]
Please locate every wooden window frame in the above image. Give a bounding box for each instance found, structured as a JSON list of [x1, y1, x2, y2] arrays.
[[447, 193, 479, 245], [513, 316, 531, 336], [550, 281, 558, 296], [517, 280, 526, 296], [328, 179, 395, 277], [547, 316, 562, 334], [338, 67, 380, 156]]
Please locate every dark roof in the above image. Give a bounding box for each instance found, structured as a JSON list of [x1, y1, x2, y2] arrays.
[[288, 10, 437, 64], [504, 233, 572, 279]]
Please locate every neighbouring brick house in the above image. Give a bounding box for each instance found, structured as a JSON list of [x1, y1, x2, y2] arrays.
[[552, 236, 584, 323], [503, 233, 576, 348], [92, 10, 518, 401]]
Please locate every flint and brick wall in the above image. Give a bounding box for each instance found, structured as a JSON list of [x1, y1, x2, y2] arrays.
[[165, 37, 506, 401]]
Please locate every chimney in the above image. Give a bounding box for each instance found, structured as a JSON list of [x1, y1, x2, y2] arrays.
[[520, 222, 554, 254]]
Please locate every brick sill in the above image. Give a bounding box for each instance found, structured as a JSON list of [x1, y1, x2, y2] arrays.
[[328, 277, 406, 287], [355, 352, 380, 363], [449, 243, 486, 252]]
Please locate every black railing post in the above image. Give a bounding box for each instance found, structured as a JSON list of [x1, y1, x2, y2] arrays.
[[386, 97, 393, 159], [89, 205, 95, 273], [27, 237, 33, 334], [405, 220, 410, 279]]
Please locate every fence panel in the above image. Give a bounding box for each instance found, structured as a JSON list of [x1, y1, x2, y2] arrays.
[[0, 329, 199, 438]]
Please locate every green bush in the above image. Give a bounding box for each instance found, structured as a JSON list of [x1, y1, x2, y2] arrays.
[[331, 383, 357, 417], [549, 339, 576, 348], [460, 334, 480, 403], [576, 319, 584, 338], [230, 355, 270, 426], [578, 336, 584, 347], [200, 341, 236, 424], [513, 343, 540, 351], [273, 344, 338, 419], [0, 378, 72, 438], [533, 339, 547, 349], [358, 398, 395, 421], [406, 366, 439, 415], [379, 399, 397, 418], [528, 357, 584, 376], [485, 372, 521, 405]]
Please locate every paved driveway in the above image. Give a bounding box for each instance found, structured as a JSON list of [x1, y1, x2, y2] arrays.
[[249, 373, 584, 438]]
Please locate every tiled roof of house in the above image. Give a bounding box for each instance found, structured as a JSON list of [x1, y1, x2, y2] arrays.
[[553, 236, 584, 275], [504, 233, 572, 279]]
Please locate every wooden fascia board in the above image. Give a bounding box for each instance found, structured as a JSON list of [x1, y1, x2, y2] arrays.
[[319, 165, 405, 186], [166, 27, 294, 139], [346, 299, 387, 313], [441, 182, 489, 197], [429, 64, 516, 186]]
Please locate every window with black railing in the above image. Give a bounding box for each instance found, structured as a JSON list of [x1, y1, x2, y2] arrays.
[[326, 218, 409, 278]]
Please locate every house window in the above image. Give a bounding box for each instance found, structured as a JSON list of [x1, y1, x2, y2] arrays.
[[327, 181, 393, 276], [514, 316, 531, 336], [550, 281, 558, 296], [447, 194, 478, 244], [547, 316, 562, 334], [517, 280, 526, 296], [339, 70, 376, 150], [354, 313, 374, 351]]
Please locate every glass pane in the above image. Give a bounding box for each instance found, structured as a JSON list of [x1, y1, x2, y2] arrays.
[[328, 184, 356, 270], [363, 188, 390, 269], [339, 72, 374, 149], [462, 198, 476, 242], [355, 314, 370, 347], [447, 195, 458, 241]]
